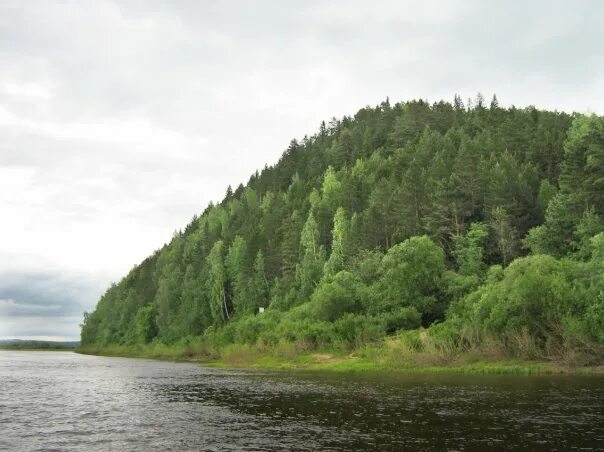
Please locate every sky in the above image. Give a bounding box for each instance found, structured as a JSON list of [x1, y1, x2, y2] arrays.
[[1, 0, 603, 341]]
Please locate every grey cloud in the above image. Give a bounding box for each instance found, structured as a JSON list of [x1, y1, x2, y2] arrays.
[[0, 270, 106, 317], [0, 267, 109, 339], [0, 316, 84, 340]]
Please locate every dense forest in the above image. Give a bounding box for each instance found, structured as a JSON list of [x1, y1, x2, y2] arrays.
[[81, 95, 604, 363]]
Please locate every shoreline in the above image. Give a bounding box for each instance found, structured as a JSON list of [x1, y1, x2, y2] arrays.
[[75, 345, 604, 376]]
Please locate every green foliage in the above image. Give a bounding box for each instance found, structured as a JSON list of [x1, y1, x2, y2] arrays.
[[351, 249, 383, 284], [207, 241, 228, 323], [312, 271, 364, 321], [251, 251, 269, 310], [378, 307, 422, 334], [460, 255, 581, 337], [537, 179, 557, 216], [81, 97, 602, 362], [296, 211, 326, 298], [447, 247, 604, 354], [226, 236, 250, 314], [324, 207, 349, 276], [527, 115, 604, 258], [453, 222, 488, 276], [489, 208, 518, 266], [134, 305, 158, 343], [373, 236, 446, 324]]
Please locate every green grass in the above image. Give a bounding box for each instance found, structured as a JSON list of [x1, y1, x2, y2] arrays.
[[77, 340, 603, 375], [77, 343, 198, 361]]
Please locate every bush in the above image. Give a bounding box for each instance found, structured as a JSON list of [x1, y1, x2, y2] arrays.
[[351, 249, 383, 285], [371, 236, 447, 324], [446, 253, 604, 356], [378, 307, 422, 334], [312, 271, 364, 321], [332, 313, 384, 347]]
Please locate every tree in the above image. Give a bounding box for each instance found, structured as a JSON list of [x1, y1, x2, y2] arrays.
[[297, 211, 326, 298], [373, 236, 446, 325], [537, 179, 557, 219], [134, 305, 158, 343], [490, 94, 499, 110], [525, 115, 604, 258], [453, 94, 464, 111], [154, 254, 184, 342], [226, 236, 250, 314], [207, 240, 229, 323], [279, 211, 302, 279], [452, 255, 584, 347], [251, 250, 269, 310], [365, 178, 398, 249], [452, 222, 489, 277], [312, 271, 364, 321], [179, 264, 211, 336], [321, 166, 343, 211], [324, 207, 348, 277], [489, 207, 518, 266], [475, 92, 485, 109], [582, 117, 604, 213]]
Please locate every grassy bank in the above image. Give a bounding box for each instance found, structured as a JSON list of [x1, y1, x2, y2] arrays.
[[77, 335, 604, 375]]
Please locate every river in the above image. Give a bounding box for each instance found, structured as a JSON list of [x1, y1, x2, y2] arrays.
[[0, 351, 602, 451]]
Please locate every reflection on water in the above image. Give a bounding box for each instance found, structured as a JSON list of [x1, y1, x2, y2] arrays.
[[1, 351, 603, 451]]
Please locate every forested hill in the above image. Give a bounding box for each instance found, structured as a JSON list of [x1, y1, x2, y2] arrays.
[[81, 96, 604, 361]]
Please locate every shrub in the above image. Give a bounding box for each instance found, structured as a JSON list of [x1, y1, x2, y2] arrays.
[[378, 307, 422, 334], [332, 313, 384, 347], [445, 253, 604, 357], [371, 236, 447, 324], [312, 271, 364, 321]]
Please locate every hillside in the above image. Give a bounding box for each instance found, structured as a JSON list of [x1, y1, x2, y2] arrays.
[[80, 95, 604, 366]]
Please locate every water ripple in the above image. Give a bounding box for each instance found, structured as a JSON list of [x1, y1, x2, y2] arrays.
[[1, 351, 603, 451]]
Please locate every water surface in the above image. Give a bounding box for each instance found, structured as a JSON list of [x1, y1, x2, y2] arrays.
[[1, 351, 602, 451]]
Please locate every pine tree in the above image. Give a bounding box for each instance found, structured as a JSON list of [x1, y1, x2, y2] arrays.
[[279, 211, 301, 279], [490, 94, 499, 110], [226, 236, 250, 314], [252, 251, 269, 310]]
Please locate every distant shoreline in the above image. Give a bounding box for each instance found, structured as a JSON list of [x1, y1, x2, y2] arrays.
[[0, 347, 75, 351], [0, 340, 79, 351]]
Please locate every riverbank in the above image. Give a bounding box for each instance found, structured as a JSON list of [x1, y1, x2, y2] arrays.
[[76, 339, 604, 375]]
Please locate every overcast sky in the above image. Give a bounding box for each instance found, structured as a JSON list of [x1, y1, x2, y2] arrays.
[[1, 1, 603, 341]]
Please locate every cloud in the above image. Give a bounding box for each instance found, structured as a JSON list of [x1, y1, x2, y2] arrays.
[[0, 0, 602, 339], [0, 267, 108, 339], [0, 272, 96, 316]]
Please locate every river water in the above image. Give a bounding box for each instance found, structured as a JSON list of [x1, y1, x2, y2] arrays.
[[0, 351, 602, 451]]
